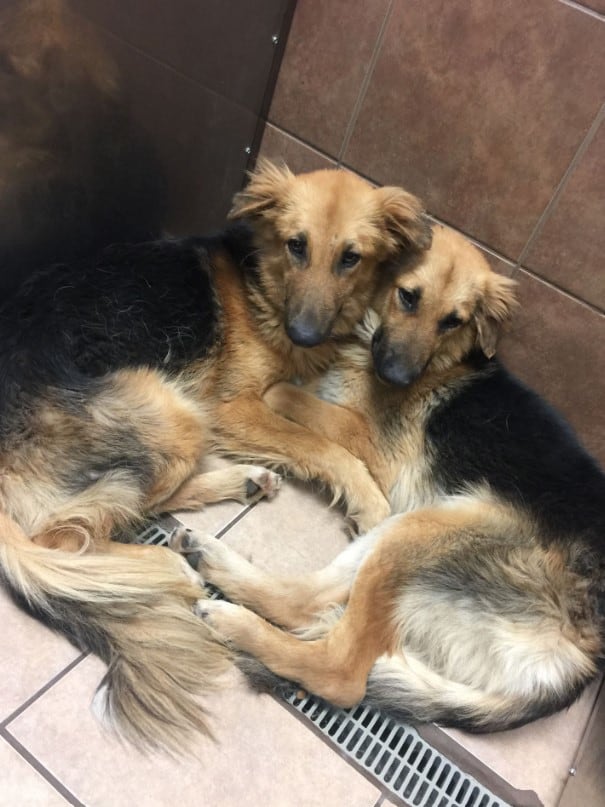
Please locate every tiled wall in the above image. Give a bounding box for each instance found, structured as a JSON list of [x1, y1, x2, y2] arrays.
[[259, 0, 605, 465]]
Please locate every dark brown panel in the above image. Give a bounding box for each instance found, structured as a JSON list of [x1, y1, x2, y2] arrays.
[[524, 120, 605, 311], [499, 270, 605, 465], [344, 0, 605, 259], [0, 0, 165, 292], [77, 0, 291, 114], [95, 28, 258, 234], [259, 123, 337, 173], [269, 0, 391, 157]]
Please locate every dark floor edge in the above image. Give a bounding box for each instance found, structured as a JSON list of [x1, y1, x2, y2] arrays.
[[0, 727, 86, 807], [1, 652, 88, 729]]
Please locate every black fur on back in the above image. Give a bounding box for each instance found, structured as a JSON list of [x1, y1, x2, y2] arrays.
[[426, 354, 605, 552], [0, 225, 256, 437]]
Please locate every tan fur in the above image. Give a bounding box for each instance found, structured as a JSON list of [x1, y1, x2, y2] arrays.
[[0, 160, 430, 748], [208, 164, 431, 530], [182, 226, 601, 732]]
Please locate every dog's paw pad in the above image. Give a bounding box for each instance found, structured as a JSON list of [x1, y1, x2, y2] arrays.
[[168, 525, 196, 553], [194, 599, 242, 642], [243, 467, 282, 503]]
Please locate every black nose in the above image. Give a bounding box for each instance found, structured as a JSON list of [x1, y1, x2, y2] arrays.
[[286, 319, 327, 347], [375, 357, 418, 387]]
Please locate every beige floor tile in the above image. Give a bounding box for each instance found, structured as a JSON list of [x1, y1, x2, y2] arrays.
[[221, 477, 351, 575], [0, 736, 67, 806], [0, 587, 81, 722], [172, 455, 250, 536], [442, 676, 602, 807], [10, 656, 381, 807]]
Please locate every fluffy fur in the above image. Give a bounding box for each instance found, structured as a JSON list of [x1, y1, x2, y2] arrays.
[[181, 225, 605, 733], [0, 160, 430, 747]]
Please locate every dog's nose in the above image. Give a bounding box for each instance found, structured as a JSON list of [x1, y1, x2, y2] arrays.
[[286, 319, 327, 348], [375, 353, 420, 388]]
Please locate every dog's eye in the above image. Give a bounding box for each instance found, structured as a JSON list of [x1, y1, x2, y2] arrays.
[[341, 250, 361, 269], [398, 288, 418, 312], [287, 238, 306, 258], [439, 313, 463, 332]]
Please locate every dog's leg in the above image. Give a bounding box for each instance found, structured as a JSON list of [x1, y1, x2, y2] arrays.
[[215, 396, 390, 532], [264, 383, 379, 472], [169, 526, 381, 628], [197, 501, 508, 707], [158, 465, 281, 511], [196, 533, 396, 707]]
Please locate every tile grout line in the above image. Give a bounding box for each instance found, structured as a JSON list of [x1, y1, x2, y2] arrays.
[[557, 0, 605, 21], [515, 266, 605, 318], [0, 727, 86, 807], [516, 101, 605, 269], [337, 0, 396, 164], [214, 503, 254, 538], [273, 693, 400, 803], [0, 652, 88, 730]]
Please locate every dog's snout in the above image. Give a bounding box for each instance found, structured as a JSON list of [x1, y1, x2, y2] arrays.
[[286, 317, 329, 348], [376, 357, 420, 387], [372, 334, 423, 388]]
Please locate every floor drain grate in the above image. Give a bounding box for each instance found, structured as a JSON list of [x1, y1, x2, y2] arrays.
[[281, 690, 509, 807], [136, 522, 509, 807]]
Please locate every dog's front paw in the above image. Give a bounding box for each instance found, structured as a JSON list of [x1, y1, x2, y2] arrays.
[[193, 599, 254, 646], [240, 466, 282, 504]]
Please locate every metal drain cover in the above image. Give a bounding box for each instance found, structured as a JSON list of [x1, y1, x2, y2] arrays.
[[282, 690, 509, 807]]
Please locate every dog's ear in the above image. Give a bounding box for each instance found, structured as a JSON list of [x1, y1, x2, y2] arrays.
[[374, 186, 433, 254], [228, 158, 293, 220], [475, 274, 518, 359]]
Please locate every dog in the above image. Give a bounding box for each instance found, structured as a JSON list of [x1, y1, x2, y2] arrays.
[[0, 159, 430, 748], [178, 224, 605, 733]]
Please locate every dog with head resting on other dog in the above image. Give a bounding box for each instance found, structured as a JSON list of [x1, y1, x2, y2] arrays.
[[0, 159, 430, 749], [177, 224, 605, 733]]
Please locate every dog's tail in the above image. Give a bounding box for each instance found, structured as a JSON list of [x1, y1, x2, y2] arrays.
[[0, 513, 230, 749]]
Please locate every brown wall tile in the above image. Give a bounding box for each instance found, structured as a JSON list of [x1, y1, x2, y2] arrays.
[[499, 270, 605, 465], [269, 0, 391, 157], [259, 123, 337, 173], [344, 0, 605, 259], [523, 119, 605, 311]]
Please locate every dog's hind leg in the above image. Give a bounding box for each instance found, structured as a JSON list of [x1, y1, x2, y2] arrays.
[[169, 526, 381, 628], [158, 465, 281, 511], [196, 531, 397, 707], [195, 500, 516, 708]]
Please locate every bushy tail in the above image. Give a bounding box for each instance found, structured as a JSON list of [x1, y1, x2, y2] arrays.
[[0, 513, 230, 749]]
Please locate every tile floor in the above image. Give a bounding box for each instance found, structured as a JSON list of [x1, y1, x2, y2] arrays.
[[0, 457, 601, 807]]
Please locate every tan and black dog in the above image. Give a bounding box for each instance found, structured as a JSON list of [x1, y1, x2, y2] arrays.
[[181, 225, 605, 733], [0, 160, 430, 748]]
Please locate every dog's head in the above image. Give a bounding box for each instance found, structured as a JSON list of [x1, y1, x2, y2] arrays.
[[370, 225, 517, 386], [229, 159, 431, 347]]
